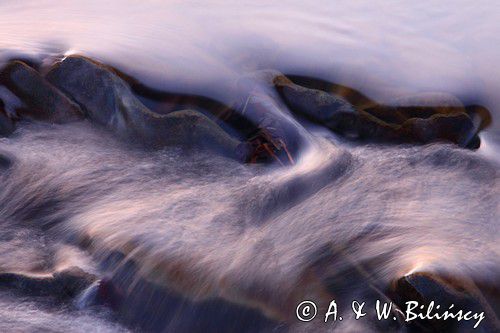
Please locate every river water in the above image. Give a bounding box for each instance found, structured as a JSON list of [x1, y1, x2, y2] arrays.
[[0, 1, 498, 332]]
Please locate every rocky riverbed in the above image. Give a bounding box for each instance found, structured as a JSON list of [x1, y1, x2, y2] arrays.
[[0, 54, 498, 332]]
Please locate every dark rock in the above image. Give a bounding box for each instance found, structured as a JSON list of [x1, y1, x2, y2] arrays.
[[0, 266, 97, 300], [391, 272, 499, 332], [0, 149, 14, 169], [53, 266, 98, 298], [46, 56, 246, 160], [362, 92, 466, 125], [86, 253, 286, 333], [389, 94, 490, 128], [273, 73, 358, 131], [0, 99, 15, 137], [238, 92, 302, 165], [154, 109, 245, 159], [363, 93, 490, 148], [271, 73, 401, 141], [283, 74, 378, 110], [272, 74, 491, 148], [400, 113, 476, 146], [465, 104, 492, 131], [0, 155, 11, 169], [0, 61, 84, 123], [234, 72, 309, 164]]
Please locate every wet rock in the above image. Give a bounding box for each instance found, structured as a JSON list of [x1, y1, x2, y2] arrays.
[[272, 74, 491, 148], [394, 92, 464, 107], [234, 72, 309, 164], [0, 99, 15, 137], [401, 113, 477, 147], [273, 73, 359, 133], [364, 93, 490, 148], [465, 104, 492, 130], [391, 272, 499, 332], [388, 94, 491, 128], [239, 92, 301, 165], [0, 85, 23, 119], [284, 74, 379, 111], [155, 109, 246, 160], [46, 56, 246, 160], [53, 266, 98, 298], [0, 149, 14, 169], [271, 73, 401, 141], [0, 267, 97, 300], [0, 155, 11, 169], [86, 254, 286, 333], [0, 61, 84, 123]]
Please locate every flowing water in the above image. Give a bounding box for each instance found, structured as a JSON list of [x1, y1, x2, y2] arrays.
[[0, 1, 499, 332]]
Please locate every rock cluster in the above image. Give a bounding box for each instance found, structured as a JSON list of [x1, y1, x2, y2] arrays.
[[0, 56, 496, 331], [0, 56, 492, 165], [0, 56, 248, 161]]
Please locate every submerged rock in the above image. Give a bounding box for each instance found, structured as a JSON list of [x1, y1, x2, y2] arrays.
[[233, 72, 310, 165], [83, 254, 286, 333], [46, 56, 246, 160], [0, 267, 97, 300], [391, 272, 499, 332], [238, 91, 301, 165], [0, 61, 84, 123], [0, 146, 15, 169], [0, 99, 15, 137], [0, 151, 13, 169]]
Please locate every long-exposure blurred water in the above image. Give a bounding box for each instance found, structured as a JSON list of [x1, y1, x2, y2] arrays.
[[0, 1, 498, 332]]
